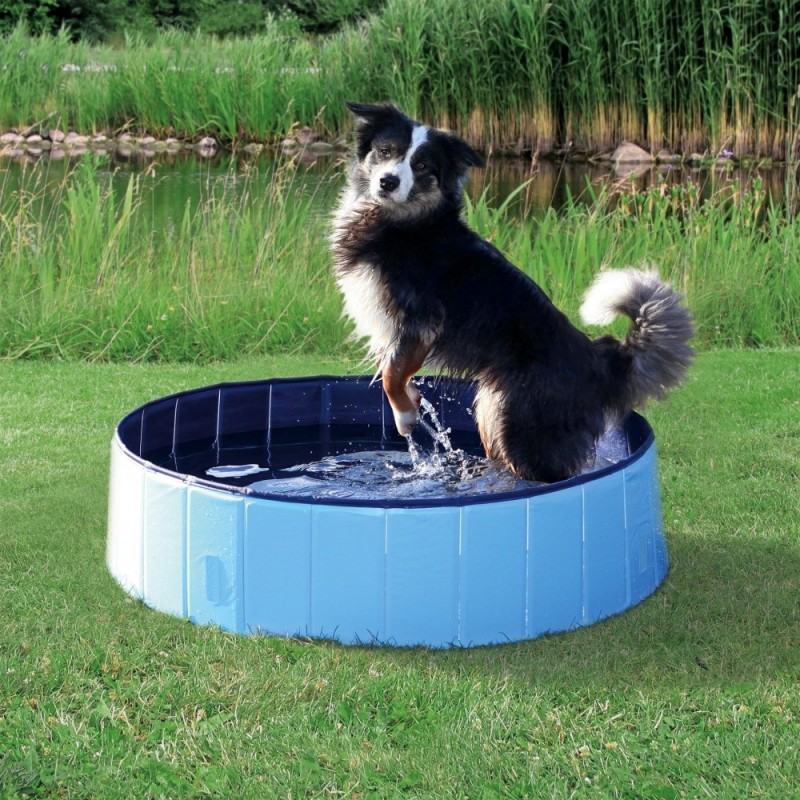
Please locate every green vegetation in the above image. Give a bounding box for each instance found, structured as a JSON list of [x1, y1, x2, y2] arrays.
[[0, 0, 382, 39], [1, 0, 799, 157], [1, 351, 798, 798], [0, 157, 797, 363]]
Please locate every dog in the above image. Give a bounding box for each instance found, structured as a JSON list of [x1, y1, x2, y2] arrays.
[[331, 102, 694, 482]]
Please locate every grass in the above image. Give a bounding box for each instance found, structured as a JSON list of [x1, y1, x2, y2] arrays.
[[0, 350, 799, 798], [1, 0, 799, 157], [0, 156, 350, 361], [1, 157, 799, 363]]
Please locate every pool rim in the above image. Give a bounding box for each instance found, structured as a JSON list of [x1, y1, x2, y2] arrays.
[[114, 374, 656, 510]]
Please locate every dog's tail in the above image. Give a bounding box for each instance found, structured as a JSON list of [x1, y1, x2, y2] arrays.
[[579, 267, 694, 409]]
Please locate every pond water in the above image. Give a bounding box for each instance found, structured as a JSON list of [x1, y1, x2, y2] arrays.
[[0, 146, 794, 225]]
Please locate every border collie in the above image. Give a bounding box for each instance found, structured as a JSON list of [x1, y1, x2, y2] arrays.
[[331, 102, 694, 482]]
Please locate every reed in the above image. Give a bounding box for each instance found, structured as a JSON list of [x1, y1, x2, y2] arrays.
[[0, 156, 349, 361], [0, 159, 797, 362], [1, 0, 797, 157]]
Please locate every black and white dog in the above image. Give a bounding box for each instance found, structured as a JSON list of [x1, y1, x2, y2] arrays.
[[331, 102, 694, 482]]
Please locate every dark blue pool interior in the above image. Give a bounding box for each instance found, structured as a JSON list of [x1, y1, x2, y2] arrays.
[[116, 375, 654, 504]]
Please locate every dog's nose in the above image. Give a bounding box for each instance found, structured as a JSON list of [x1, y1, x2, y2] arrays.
[[379, 174, 400, 192]]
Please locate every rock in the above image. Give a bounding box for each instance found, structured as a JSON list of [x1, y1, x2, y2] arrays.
[[63, 132, 89, 146], [48, 129, 66, 143], [0, 132, 23, 144], [308, 141, 335, 155], [295, 126, 317, 146], [611, 142, 653, 163], [655, 149, 682, 164], [243, 142, 265, 154], [195, 136, 217, 151], [612, 161, 653, 180], [296, 149, 317, 165]]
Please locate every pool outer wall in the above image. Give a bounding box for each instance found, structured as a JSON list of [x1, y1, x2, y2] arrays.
[[106, 376, 669, 648]]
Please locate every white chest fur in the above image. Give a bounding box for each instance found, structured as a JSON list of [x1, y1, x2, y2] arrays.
[[336, 265, 396, 360]]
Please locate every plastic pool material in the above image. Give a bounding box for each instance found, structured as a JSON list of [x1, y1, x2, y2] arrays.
[[107, 375, 668, 647]]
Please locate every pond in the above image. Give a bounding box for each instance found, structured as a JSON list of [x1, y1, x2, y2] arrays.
[[0, 146, 794, 227]]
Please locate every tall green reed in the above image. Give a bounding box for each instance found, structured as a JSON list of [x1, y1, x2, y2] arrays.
[[1, 2, 799, 158], [466, 176, 800, 348], [0, 156, 349, 361], [1, 158, 797, 362]]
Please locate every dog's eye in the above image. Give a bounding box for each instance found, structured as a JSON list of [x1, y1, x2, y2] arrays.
[[413, 161, 427, 173], [376, 146, 391, 159]]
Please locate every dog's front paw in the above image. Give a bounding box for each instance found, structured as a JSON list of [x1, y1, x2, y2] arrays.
[[393, 407, 419, 436]]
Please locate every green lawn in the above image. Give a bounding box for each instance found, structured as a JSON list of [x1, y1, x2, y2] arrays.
[[1, 350, 798, 799]]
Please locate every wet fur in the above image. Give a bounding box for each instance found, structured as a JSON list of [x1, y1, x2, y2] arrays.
[[331, 103, 694, 482]]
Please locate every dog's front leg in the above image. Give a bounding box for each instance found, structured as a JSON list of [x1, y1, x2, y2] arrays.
[[382, 337, 430, 436]]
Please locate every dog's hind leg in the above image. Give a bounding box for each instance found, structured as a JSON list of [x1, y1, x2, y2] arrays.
[[381, 336, 430, 436], [474, 380, 594, 483], [473, 382, 507, 464]]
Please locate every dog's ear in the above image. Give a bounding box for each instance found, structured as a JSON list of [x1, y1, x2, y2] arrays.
[[346, 101, 400, 121], [442, 132, 485, 171], [346, 101, 404, 160]]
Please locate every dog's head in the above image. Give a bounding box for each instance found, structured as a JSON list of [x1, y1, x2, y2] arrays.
[[346, 102, 484, 219]]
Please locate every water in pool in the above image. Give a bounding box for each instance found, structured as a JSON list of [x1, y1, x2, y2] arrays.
[[164, 396, 630, 501]]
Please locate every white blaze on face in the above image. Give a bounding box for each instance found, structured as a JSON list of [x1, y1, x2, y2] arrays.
[[370, 124, 429, 204]]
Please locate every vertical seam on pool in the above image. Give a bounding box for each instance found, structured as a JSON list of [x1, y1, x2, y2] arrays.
[[236, 499, 245, 634], [182, 483, 188, 618], [266, 385, 273, 466], [623, 468, 631, 608], [138, 467, 145, 598], [214, 389, 221, 461], [524, 498, 531, 637], [383, 510, 389, 643], [456, 507, 463, 645], [581, 486, 588, 626], [308, 505, 314, 638], [137, 409, 144, 457], [171, 399, 178, 463]]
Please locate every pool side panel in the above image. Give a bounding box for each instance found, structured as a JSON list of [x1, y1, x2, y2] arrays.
[[187, 486, 245, 633], [623, 442, 660, 606], [582, 470, 628, 624], [309, 505, 385, 643], [243, 498, 312, 636], [526, 484, 584, 638], [385, 507, 460, 646], [107, 439, 145, 598], [459, 500, 527, 645], [650, 443, 670, 584], [143, 471, 187, 618]]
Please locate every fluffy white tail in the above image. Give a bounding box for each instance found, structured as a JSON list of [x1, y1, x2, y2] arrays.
[[580, 268, 695, 406]]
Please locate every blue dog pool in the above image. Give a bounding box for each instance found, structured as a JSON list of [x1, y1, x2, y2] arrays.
[[107, 375, 668, 647]]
